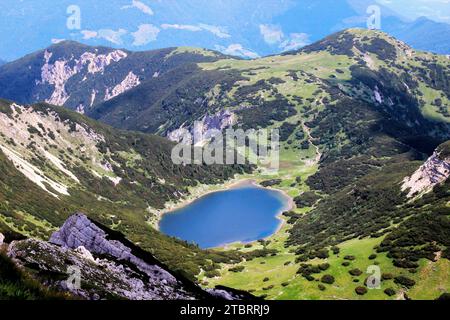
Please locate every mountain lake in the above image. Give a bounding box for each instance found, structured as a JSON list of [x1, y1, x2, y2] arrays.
[[159, 181, 292, 248]]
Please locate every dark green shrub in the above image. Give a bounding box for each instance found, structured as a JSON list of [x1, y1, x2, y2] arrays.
[[437, 293, 450, 300], [294, 192, 321, 208], [304, 275, 315, 281], [393, 259, 419, 269], [394, 276, 416, 288], [381, 273, 393, 281], [260, 179, 282, 187], [384, 288, 396, 297], [319, 263, 330, 271], [355, 286, 368, 295], [321, 275, 335, 284], [204, 270, 221, 278], [349, 268, 363, 276], [228, 266, 245, 273]]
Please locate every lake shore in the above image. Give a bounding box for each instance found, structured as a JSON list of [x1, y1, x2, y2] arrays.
[[218, 180, 294, 249]]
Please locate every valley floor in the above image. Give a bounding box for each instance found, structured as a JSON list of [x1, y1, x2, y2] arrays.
[[157, 138, 449, 300]]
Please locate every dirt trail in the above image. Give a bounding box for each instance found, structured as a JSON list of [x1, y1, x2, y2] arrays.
[[302, 122, 321, 166]]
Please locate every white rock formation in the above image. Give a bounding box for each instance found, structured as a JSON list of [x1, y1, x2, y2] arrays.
[[40, 51, 77, 106], [373, 86, 383, 104], [74, 245, 96, 263], [108, 176, 122, 186], [79, 51, 127, 75], [90, 89, 97, 107], [76, 104, 85, 114], [402, 151, 450, 198], [45, 213, 249, 299], [39, 49, 127, 106], [168, 110, 236, 145], [0, 144, 70, 197], [363, 53, 375, 70], [49, 213, 187, 293], [8, 238, 188, 300], [104, 71, 140, 101]]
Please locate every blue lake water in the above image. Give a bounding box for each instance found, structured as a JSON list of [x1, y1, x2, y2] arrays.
[[159, 182, 290, 249]]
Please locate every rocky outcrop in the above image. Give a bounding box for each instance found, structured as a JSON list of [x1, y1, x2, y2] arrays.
[[49, 213, 178, 283], [104, 71, 141, 101], [402, 148, 450, 198], [8, 238, 184, 300], [7, 213, 254, 300], [39, 49, 128, 106], [168, 110, 236, 145]]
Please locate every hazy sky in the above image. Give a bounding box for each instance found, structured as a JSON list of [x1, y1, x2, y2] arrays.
[[1, 0, 449, 60], [377, 0, 450, 22]]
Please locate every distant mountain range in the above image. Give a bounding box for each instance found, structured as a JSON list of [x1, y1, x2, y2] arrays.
[[0, 0, 449, 61], [384, 16, 450, 55], [0, 59, 6, 66]]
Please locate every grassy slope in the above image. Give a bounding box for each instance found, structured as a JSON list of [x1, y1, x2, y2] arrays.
[[1, 29, 449, 299], [202, 144, 450, 300], [191, 30, 450, 300], [0, 99, 251, 279]]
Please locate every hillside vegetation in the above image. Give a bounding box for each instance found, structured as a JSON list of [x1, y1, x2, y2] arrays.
[[0, 99, 252, 278], [0, 29, 449, 299]]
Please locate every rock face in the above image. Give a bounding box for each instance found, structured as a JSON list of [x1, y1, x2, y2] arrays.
[[402, 149, 450, 198], [39, 49, 128, 106], [8, 238, 183, 300], [104, 71, 141, 101], [49, 213, 182, 288], [168, 110, 236, 145], [7, 213, 253, 300], [0, 42, 222, 115]]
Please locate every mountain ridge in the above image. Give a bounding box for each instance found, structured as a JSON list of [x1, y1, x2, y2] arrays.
[[1, 29, 450, 153], [3, 212, 256, 300], [0, 98, 253, 279], [0, 43, 226, 113]]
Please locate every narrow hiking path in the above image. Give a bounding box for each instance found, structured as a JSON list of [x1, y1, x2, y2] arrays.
[[302, 122, 321, 166]]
